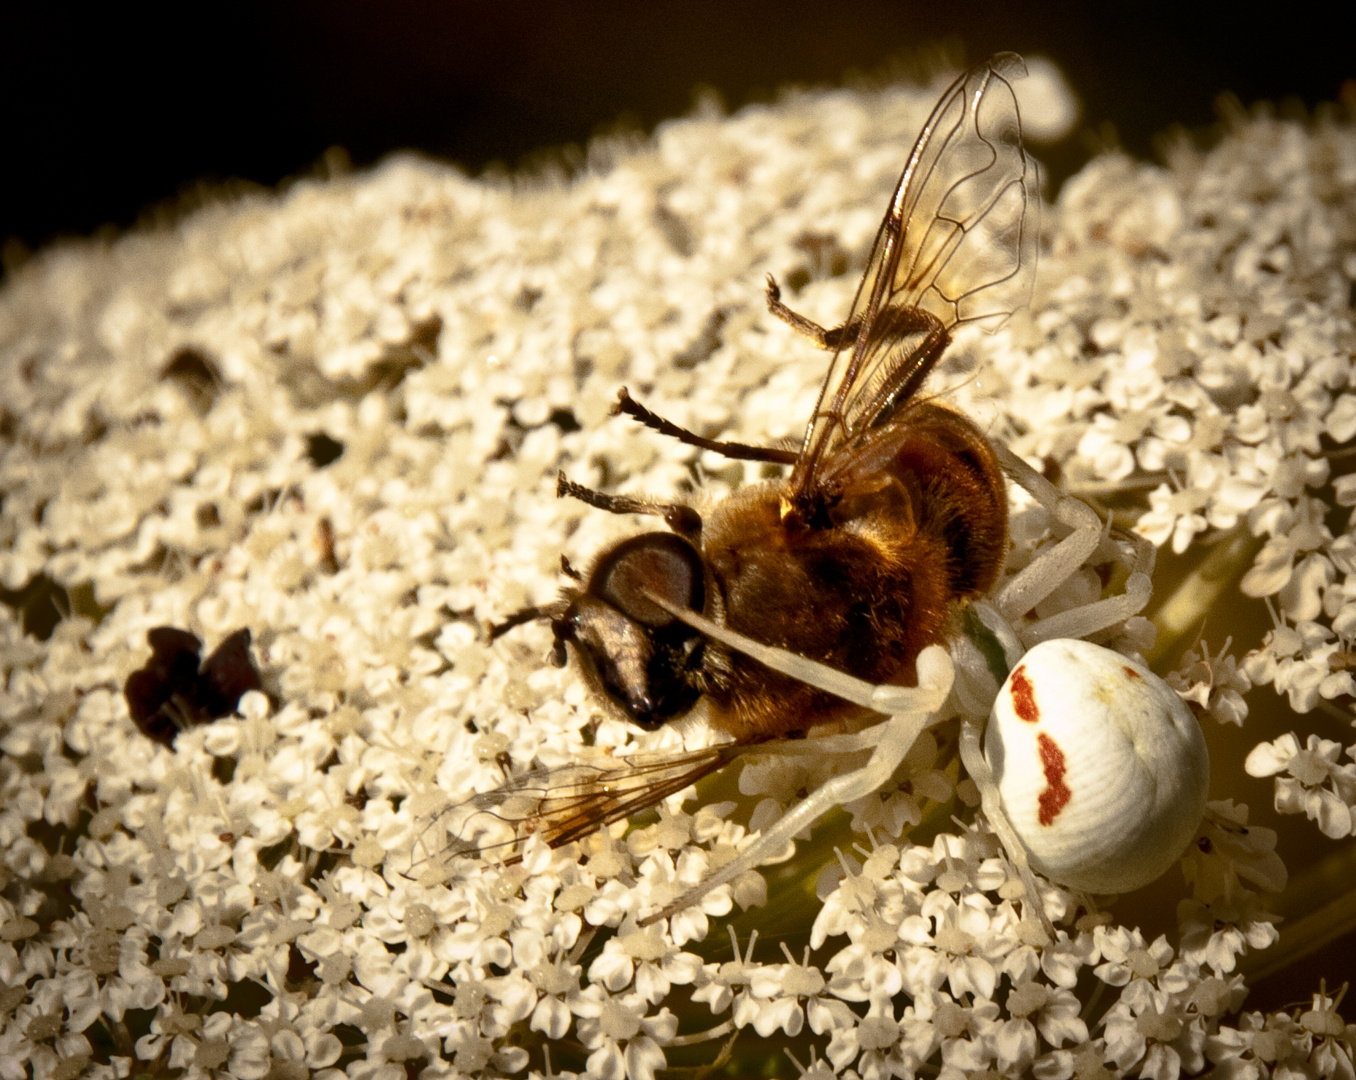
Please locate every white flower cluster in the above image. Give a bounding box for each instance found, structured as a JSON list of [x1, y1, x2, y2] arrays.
[[1, 58, 1354, 1080], [1246, 733, 1356, 838], [1165, 639, 1252, 728]]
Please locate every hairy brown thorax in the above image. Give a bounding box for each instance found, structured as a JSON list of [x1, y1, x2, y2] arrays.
[[698, 401, 1007, 741]]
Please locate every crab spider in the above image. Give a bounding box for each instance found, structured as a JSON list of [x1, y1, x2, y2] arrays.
[[636, 449, 1204, 934]]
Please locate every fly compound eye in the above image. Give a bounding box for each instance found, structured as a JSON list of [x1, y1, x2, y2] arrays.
[[984, 638, 1210, 895], [555, 532, 707, 730], [592, 532, 704, 626]]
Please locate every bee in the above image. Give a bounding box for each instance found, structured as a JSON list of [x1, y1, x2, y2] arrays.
[[428, 54, 1080, 917]]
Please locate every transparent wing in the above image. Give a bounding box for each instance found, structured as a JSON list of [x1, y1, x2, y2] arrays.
[[790, 53, 1039, 502], [411, 744, 746, 874]]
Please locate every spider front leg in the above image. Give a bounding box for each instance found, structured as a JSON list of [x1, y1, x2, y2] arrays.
[[993, 443, 1153, 647], [637, 598, 955, 927]]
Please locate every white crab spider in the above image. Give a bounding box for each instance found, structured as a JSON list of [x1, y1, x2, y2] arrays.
[[640, 445, 1209, 929]]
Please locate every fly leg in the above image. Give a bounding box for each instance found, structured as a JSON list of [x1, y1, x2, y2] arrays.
[[764, 274, 857, 350], [490, 479, 704, 645], [613, 387, 797, 465], [556, 472, 704, 541]]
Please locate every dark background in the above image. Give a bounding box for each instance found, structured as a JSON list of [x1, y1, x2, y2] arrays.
[[3, 1, 1352, 264]]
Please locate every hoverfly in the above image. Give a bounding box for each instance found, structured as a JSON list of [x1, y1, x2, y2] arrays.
[[420, 54, 1138, 923]]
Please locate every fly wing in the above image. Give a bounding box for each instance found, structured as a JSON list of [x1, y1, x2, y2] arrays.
[[790, 53, 1039, 499], [412, 743, 747, 874]]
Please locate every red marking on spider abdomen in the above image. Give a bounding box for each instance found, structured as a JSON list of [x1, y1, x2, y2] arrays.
[[1009, 665, 1038, 722], [1036, 732, 1070, 826], [1123, 667, 1141, 680]]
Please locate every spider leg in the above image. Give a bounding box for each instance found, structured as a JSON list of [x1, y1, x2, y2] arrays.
[[996, 443, 1126, 561], [642, 680, 951, 926], [958, 716, 1055, 941], [1021, 574, 1152, 646], [993, 444, 1152, 646], [645, 596, 952, 716], [637, 596, 954, 926]]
